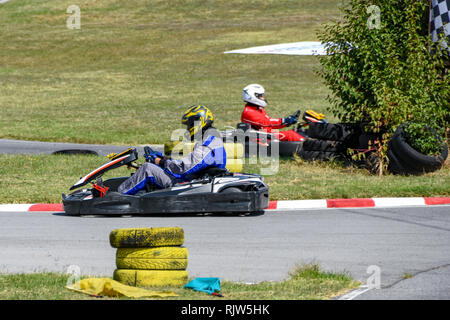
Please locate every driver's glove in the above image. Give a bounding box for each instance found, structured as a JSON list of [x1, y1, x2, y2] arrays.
[[282, 113, 299, 126], [144, 150, 163, 163]]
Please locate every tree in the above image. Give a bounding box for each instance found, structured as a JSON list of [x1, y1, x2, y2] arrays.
[[317, 0, 449, 175]]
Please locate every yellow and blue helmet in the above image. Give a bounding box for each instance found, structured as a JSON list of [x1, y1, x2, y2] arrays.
[[181, 105, 214, 138]]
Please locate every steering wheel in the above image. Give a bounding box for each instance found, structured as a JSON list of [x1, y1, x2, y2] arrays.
[[292, 110, 300, 123], [290, 109, 300, 129]]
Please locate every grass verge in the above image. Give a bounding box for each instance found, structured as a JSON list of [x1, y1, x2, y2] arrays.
[[0, 264, 360, 300], [0, 154, 448, 204], [0, 0, 342, 145]]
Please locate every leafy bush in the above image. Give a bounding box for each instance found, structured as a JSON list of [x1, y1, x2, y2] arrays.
[[317, 0, 449, 174], [403, 122, 446, 156]]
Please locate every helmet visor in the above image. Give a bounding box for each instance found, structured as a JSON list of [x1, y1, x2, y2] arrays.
[[185, 115, 201, 130], [255, 92, 266, 102]]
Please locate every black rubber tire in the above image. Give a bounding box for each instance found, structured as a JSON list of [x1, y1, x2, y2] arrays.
[[305, 123, 361, 142], [109, 227, 184, 248], [220, 187, 243, 193], [278, 141, 303, 157], [389, 125, 448, 173], [297, 149, 343, 161], [113, 269, 188, 287], [302, 138, 346, 153], [387, 147, 420, 175], [52, 149, 98, 156], [116, 247, 188, 270]]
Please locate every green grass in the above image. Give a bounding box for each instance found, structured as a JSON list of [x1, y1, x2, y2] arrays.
[[0, 0, 342, 145], [257, 156, 450, 200], [0, 154, 448, 204], [0, 264, 360, 300], [0, 154, 132, 203]]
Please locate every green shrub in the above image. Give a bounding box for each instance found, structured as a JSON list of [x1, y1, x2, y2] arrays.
[[403, 122, 446, 156], [317, 0, 449, 173]]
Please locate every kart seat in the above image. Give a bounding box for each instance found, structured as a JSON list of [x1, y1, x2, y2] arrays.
[[191, 166, 230, 180], [202, 167, 229, 177], [236, 122, 251, 132]]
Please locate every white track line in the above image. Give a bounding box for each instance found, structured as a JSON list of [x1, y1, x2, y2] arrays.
[[338, 285, 373, 300]]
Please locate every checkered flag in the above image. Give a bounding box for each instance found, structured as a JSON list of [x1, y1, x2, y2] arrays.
[[430, 0, 450, 54]]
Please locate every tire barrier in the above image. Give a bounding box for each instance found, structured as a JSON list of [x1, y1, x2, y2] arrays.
[[111, 227, 189, 288], [298, 123, 391, 173], [301, 139, 347, 153], [109, 227, 184, 248], [116, 247, 188, 270], [113, 269, 189, 287], [387, 124, 448, 175], [225, 158, 243, 173], [298, 123, 364, 162], [305, 123, 361, 142], [297, 149, 344, 162]]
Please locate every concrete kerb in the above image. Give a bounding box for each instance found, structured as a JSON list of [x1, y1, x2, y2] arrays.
[[0, 197, 449, 212]]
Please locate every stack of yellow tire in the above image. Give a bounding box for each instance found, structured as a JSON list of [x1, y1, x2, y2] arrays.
[[224, 142, 244, 173], [110, 227, 189, 288], [164, 141, 244, 172]]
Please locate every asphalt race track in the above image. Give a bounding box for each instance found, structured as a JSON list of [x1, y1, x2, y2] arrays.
[[1, 139, 449, 299], [1, 206, 449, 300], [0, 139, 162, 156]]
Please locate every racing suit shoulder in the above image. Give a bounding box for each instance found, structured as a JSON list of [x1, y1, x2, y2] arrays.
[[241, 104, 285, 131], [162, 128, 226, 180]]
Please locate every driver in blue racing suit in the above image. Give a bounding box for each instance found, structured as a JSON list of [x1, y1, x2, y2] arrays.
[[118, 105, 226, 195]]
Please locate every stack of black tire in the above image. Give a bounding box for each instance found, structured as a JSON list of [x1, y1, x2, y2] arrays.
[[387, 124, 448, 175], [298, 122, 448, 175], [298, 122, 379, 163]]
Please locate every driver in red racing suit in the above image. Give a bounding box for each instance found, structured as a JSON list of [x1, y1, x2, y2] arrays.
[[240, 84, 305, 142]]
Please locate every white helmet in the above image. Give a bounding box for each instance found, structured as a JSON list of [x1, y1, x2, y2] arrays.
[[242, 84, 267, 108]]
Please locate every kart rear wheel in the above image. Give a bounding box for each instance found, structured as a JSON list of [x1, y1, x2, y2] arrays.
[[220, 187, 243, 193]]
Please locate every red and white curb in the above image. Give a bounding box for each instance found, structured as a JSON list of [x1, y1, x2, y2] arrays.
[[0, 203, 65, 212], [0, 197, 449, 212], [268, 197, 450, 210]]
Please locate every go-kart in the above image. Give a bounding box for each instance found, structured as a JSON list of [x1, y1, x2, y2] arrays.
[[62, 147, 269, 216], [221, 109, 327, 157]]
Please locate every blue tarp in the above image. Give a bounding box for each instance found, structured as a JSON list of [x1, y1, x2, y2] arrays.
[[184, 277, 221, 295]]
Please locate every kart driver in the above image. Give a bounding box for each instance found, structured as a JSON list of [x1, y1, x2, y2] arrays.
[[240, 84, 306, 142], [118, 105, 226, 195]]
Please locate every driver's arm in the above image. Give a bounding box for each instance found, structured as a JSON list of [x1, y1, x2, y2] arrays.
[[242, 106, 287, 129]]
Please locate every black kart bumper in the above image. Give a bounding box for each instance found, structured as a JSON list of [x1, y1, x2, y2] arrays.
[[62, 188, 269, 216]]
